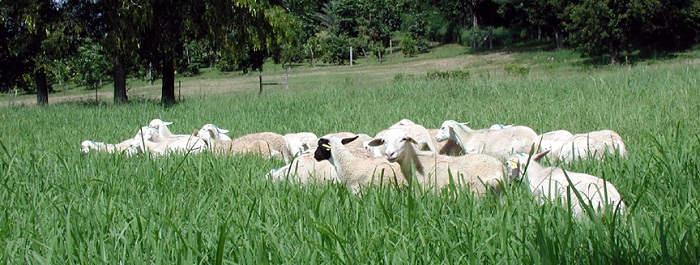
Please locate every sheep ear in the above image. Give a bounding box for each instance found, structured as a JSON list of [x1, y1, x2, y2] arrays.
[[532, 150, 550, 162], [405, 136, 417, 144], [164, 121, 173, 125], [192, 129, 199, 136], [366, 138, 384, 147], [341, 136, 359, 145], [219, 129, 229, 134]]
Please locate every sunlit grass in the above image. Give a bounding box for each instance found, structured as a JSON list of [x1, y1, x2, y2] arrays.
[[0, 51, 699, 263]]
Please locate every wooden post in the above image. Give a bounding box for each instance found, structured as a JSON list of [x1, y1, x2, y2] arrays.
[[258, 73, 263, 96], [350, 46, 353, 66], [285, 68, 289, 90], [178, 81, 181, 101]]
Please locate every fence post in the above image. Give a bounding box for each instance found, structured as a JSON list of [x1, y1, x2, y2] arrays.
[[350, 46, 353, 66], [259, 72, 263, 96], [285, 68, 289, 90]]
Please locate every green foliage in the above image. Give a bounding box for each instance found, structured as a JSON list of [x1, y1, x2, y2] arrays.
[[72, 40, 110, 90], [320, 34, 353, 65], [426, 69, 470, 80], [401, 35, 418, 57], [504, 64, 530, 77]]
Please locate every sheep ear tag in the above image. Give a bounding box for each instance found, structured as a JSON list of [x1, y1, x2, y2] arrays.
[[321, 144, 331, 151]]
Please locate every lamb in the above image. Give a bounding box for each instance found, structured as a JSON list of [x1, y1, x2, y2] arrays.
[[80, 139, 139, 156], [266, 152, 339, 184], [506, 151, 626, 217], [283, 132, 319, 157], [314, 135, 406, 194], [197, 130, 293, 162], [489, 124, 513, 130], [80, 126, 158, 155], [367, 129, 506, 195], [135, 126, 207, 155], [426, 128, 463, 156], [555, 130, 628, 162], [196, 124, 232, 142], [365, 120, 437, 158], [536, 130, 573, 154], [435, 120, 538, 160]]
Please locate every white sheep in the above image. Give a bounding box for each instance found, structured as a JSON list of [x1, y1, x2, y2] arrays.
[[199, 131, 292, 162], [283, 132, 319, 157], [80, 139, 139, 156], [536, 130, 573, 153], [135, 126, 207, 155], [555, 130, 628, 162], [367, 129, 506, 195], [435, 120, 539, 160], [489, 124, 513, 130], [80, 126, 160, 155], [426, 128, 463, 156], [266, 152, 339, 184], [506, 151, 626, 217], [314, 135, 406, 194], [196, 124, 232, 142], [365, 120, 437, 158]]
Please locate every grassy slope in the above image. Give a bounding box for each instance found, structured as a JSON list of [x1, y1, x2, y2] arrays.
[[1, 45, 699, 263]]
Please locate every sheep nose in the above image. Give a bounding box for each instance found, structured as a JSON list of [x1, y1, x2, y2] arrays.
[[386, 151, 395, 159]]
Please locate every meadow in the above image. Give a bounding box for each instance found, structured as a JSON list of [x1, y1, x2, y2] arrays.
[[1, 47, 699, 263]]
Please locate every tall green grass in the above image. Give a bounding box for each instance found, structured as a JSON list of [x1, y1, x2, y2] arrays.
[[0, 61, 698, 263]]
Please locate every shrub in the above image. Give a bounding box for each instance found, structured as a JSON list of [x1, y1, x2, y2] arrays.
[[504, 64, 530, 77], [401, 35, 418, 57]]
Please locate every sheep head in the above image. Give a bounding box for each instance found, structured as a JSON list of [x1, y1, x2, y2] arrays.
[[506, 151, 550, 181], [313, 136, 359, 161], [435, 120, 470, 142], [366, 129, 417, 163]]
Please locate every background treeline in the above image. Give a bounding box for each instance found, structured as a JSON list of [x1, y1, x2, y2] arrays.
[[1, 0, 699, 104]]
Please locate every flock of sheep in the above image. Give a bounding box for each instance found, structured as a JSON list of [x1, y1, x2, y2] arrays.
[[81, 118, 628, 217]]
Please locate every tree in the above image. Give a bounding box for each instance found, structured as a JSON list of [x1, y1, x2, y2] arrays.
[[566, 0, 660, 64], [1, 0, 80, 105]]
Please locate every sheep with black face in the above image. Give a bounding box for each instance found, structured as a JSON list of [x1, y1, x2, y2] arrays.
[[314, 135, 405, 194]]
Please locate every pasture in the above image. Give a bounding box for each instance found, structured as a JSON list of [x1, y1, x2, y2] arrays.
[[1, 48, 699, 263]]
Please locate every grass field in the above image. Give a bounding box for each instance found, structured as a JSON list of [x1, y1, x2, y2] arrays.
[[1, 45, 699, 263]]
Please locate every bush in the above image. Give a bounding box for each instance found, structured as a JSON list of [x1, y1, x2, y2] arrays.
[[320, 34, 353, 65], [504, 64, 530, 77], [401, 35, 418, 57], [426, 70, 470, 80]]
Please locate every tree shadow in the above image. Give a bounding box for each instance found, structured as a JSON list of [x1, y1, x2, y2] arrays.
[[52, 97, 172, 108]]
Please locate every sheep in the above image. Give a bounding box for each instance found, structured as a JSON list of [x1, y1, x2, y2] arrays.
[[506, 151, 626, 217], [266, 152, 339, 184], [426, 128, 463, 156], [135, 126, 207, 155], [435, 120, 538, 160], [367, 129, 506, 195], [536, 130, 573, 154], [80, 139, 139, 156], [283, 132, 319, 157], [80, 126, 159, 155], [196, 124, 232, 142], [555, 130, 628, 162], [489, 124, 513, 130], [197, 131, 293, 162], [314, 135, 406, 194], [365, 120, 438, 158]]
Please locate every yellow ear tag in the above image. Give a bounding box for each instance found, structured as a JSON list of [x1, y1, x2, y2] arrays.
[[322, 144, 331, 151], [509, 158, 519, 170]]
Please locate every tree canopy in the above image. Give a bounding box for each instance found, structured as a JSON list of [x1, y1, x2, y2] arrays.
[[1, 0, 698, 104]]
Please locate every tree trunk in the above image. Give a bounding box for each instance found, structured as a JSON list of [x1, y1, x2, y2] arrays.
[[113, 54, 128, 104], [610, 47, 621, 65], [554, 31, 564, 50], [35, 67, 48, 105], [161, 60, 176, 104]]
